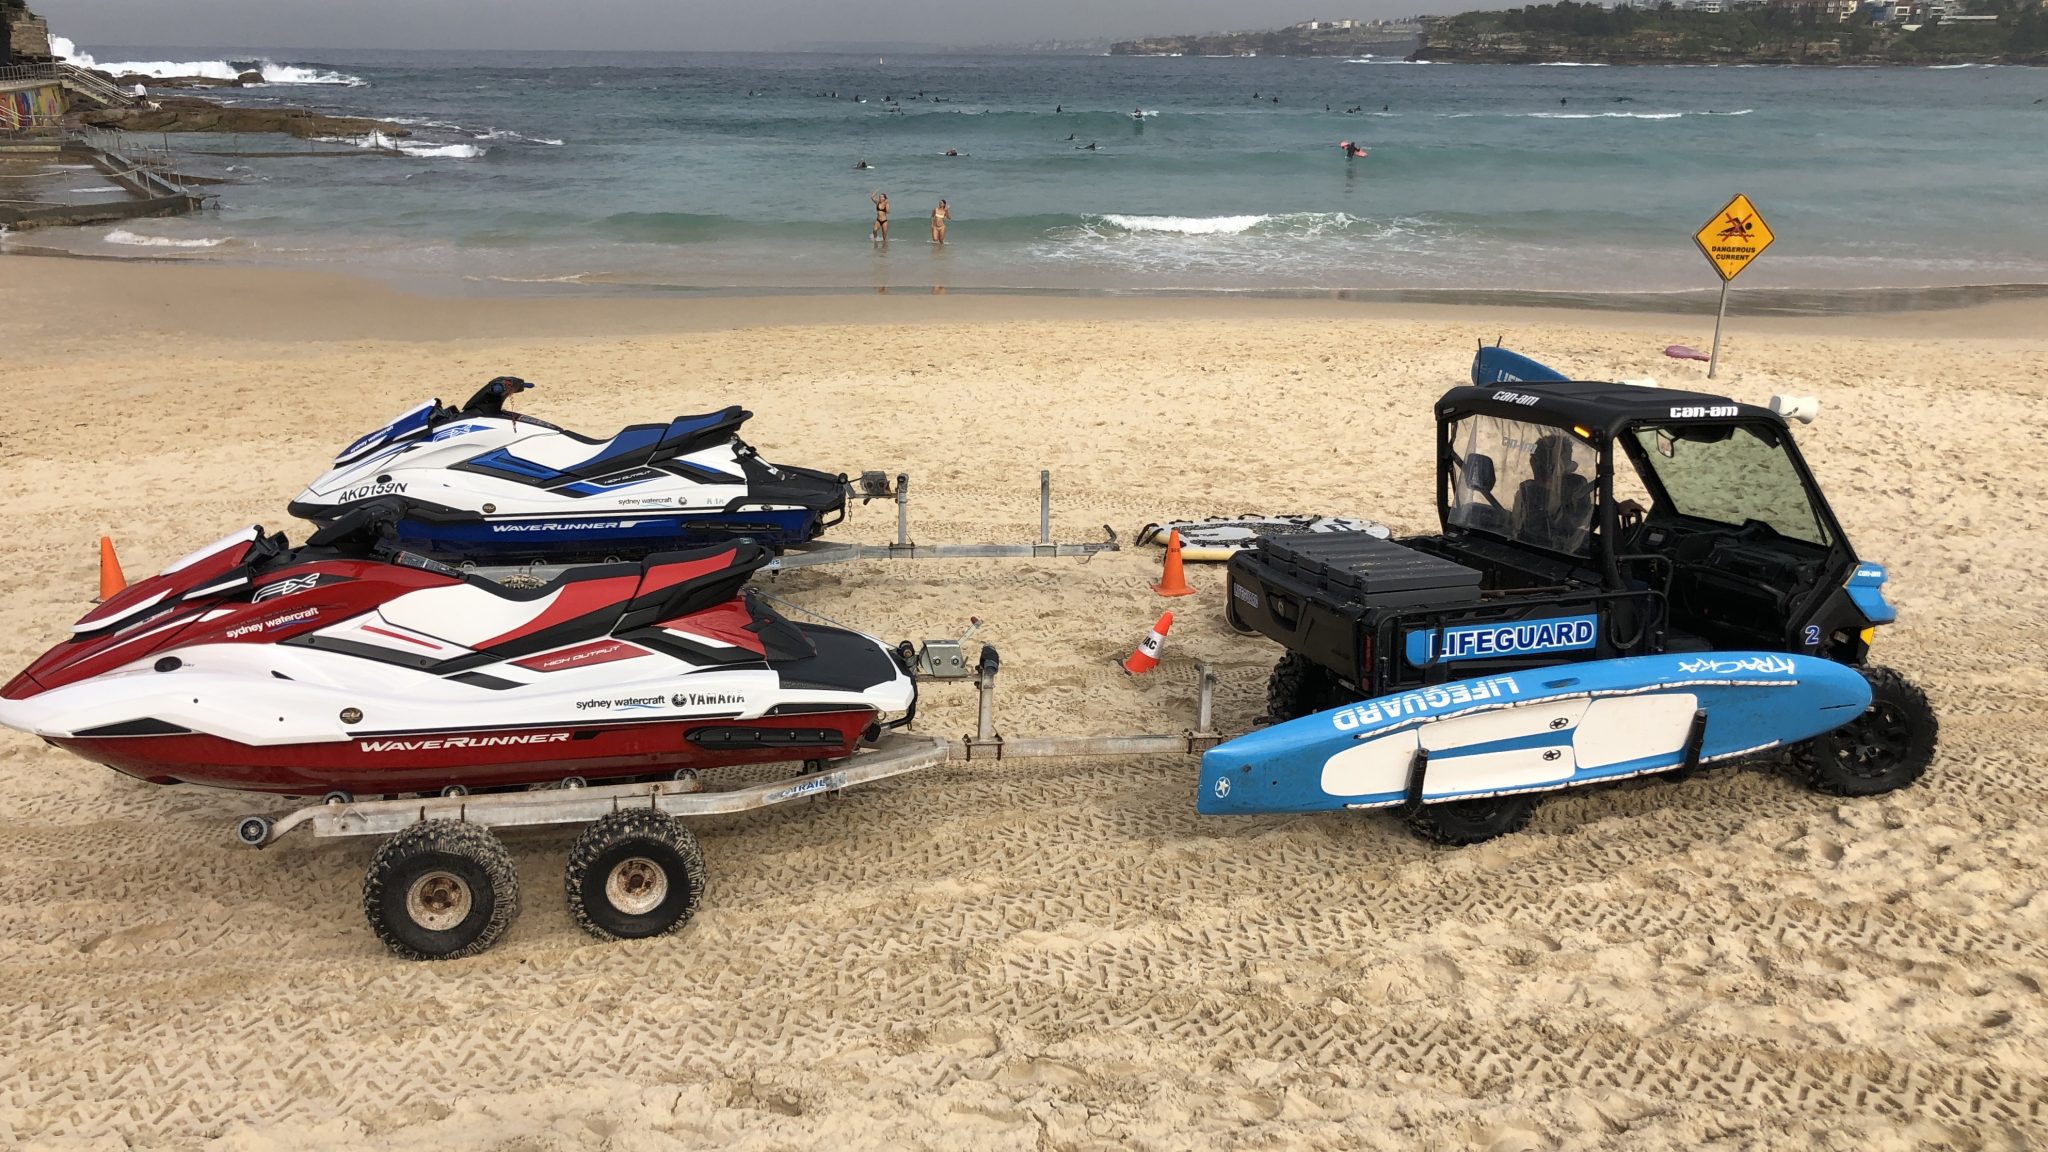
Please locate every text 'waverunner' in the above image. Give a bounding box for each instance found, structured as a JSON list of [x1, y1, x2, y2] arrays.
[[0, 517, 915, 797], [288, 377, 849, 564]]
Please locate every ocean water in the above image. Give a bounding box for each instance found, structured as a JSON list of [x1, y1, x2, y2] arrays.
[[25, 44, 2048, 299]]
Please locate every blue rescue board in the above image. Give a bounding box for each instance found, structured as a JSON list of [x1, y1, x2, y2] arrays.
[[1472, 346, 1570, 387], [1198, 652, 1871, 815]]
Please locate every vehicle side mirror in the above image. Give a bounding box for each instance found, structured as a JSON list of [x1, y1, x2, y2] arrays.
[[1465, 454, 1496, 494]]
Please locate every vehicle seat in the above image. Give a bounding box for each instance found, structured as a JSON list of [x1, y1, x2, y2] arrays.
[[1511, 474, 1593, 552], [558, 407, 753, 480], [617, 543, 771, 630], [377, 544, 767, 659]]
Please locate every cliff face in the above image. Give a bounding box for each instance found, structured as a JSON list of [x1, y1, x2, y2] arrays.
[[1112, 26, 1420, 57], [1411, 5, 2048, 65]]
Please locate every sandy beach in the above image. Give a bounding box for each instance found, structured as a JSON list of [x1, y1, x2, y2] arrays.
[[2, 257, 2046, 1150]]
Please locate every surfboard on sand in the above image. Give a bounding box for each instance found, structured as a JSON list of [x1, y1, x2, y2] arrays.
[[1136, 516, 1391, 563], [1472, 344, 1571, 386], [1197, 652, 1871, 815]]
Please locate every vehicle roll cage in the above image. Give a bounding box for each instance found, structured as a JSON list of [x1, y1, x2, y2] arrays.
[[1431, 382, 1856, 596]]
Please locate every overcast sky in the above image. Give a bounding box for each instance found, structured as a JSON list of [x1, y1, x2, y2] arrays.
[[44, 0, 1463, 52]]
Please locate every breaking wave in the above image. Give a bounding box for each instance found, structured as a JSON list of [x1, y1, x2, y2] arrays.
[[1446, 109, 1753, 120], [357, 131, 486, 159], [1085, 212, 1364, 237], [472, 128, 565, 146], [50, 37, 365, 86], [104, 229, 228, 248]]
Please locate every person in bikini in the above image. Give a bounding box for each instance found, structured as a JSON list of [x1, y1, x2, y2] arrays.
[[931, 199, 950, 244], [870, 190, 890, 241]]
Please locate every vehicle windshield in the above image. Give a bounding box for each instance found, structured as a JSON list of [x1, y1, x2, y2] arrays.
[[1446, 415, 1598, 555], [1630, 422, 1831, 546]]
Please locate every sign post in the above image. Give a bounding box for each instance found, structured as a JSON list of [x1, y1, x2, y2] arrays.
[[1692, 194, 1774, 379]]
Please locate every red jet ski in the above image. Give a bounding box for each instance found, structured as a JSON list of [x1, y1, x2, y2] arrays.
[[0, 514, 916, 798]]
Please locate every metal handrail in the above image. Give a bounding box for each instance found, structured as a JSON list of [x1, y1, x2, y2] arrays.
[[56, 62, 139, 108], [0, 62, 60, 84]]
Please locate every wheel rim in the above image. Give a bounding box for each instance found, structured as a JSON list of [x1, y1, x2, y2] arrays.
[[605, 856, 669, 916], [405, 870, 473, 931], [1835, 700, 1913, 779]]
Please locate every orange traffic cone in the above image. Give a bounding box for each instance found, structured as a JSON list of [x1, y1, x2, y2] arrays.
[[1153, 529, 1195, 597], [97, 536, 127, 602], [1121, 611, 1173, 675]]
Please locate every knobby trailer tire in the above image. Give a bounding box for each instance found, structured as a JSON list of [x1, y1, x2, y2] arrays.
[[361, 820, 521, 961], [564, 810, 707, 942]]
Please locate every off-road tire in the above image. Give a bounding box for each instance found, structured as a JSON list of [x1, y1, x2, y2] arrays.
[[1265, 652, 1353, 722], [1794, 665, 1937, 797], [1404, 794, 1540, 846], [565, 810, 706, 942], [362, 820, 520, 961]]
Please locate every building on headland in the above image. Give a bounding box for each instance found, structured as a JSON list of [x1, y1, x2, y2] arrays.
[[4, 0, 55, 64]]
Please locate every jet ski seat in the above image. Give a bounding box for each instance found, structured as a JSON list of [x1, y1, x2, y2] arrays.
[[556, 407, 754, 481], [381, 543, 771, 661]]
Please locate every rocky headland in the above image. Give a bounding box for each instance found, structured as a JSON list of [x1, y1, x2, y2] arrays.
[[79, 96, 407, 140]]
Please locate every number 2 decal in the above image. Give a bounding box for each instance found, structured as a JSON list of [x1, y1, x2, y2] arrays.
[[1803, 625, 1821, 647]]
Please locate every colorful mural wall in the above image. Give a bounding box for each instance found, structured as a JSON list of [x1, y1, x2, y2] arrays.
[[1, 82, 65, 129]]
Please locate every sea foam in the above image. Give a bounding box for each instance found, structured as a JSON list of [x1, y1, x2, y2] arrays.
[[104, 229, 227, 248], [355, 131, 486, 159], [51, 37, 365, 86]]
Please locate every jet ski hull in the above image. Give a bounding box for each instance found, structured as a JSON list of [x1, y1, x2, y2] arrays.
[[45, 711, 879, 796], [383, 505, 833, 562]]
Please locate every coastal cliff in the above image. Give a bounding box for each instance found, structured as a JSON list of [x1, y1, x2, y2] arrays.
[[1112, 24, 1420, 57], [1411, 2, 2048, 65]]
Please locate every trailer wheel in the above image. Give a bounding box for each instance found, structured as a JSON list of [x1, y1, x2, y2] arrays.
[[564, 810, 706, 942], [362, 820, 520, 961], [1794, 665, 1938, 797], [1266, 652, 1351, 722], [1404, 794, 1539, 846]]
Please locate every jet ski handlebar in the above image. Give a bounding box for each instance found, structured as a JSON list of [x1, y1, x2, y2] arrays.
[[457, 375, 535, 419], [302, 498, 407, 554]]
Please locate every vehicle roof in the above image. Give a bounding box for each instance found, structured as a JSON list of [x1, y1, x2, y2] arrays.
[[1437, 380, 1784, 438]]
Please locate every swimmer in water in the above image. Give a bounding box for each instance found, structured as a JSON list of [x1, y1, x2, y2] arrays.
[[870, 190, 890, 242], [854, 158, 870, 170], [931, 199, 949, 245]]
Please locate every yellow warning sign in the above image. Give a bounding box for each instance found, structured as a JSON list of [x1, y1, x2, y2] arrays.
[[1694, 194, 1774, 282]]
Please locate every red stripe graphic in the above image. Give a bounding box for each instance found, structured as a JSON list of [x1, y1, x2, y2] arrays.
[[362, 624, 443, 650]]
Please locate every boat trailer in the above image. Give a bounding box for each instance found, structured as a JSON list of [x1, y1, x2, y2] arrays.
[[233, 650, 1227, 960], [463, 469, 1119, 586]]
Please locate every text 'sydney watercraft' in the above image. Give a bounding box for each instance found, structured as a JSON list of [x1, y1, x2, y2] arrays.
[[0, 519, 914, 797], [288, 377, 848, 563]]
